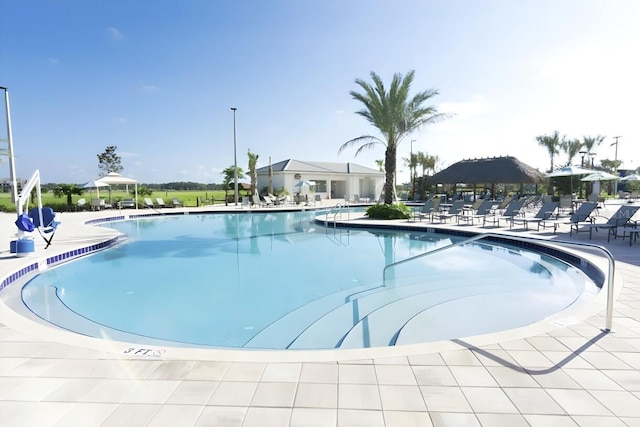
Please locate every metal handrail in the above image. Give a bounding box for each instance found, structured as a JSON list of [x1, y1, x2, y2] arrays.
[[382, 232, 616, 332], [325, 202, 348, 228]]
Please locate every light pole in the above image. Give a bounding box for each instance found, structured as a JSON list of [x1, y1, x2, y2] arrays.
[[410, 140, 416, 199], [612, 136, 621, 194], [1, 87, 18, 205], [230, 107, 238, 206]]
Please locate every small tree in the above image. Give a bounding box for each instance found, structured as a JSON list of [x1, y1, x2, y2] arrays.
[[53, 184, 84, 206], [221, 165, 245, 205], [97, 145, 123, 176], [247, 150, 259, 197]]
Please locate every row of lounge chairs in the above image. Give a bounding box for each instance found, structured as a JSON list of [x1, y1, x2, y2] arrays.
[[143, 197, 182, 208], [413, 196, 639, 245]]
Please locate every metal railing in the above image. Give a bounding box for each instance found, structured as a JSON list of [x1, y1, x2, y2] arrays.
[[382, 232, 616, 332], [324, 202, 348, 229]]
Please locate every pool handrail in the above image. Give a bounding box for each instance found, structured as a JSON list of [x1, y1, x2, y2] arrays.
[[325, 202, 349, 229], [382, 232, 616, 332]]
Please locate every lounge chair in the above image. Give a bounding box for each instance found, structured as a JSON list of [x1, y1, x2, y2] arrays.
[[539, 201, 598, 234], [509, 202, 559, 231], [171, 198, 182, 207], [456, 199, 497, 225], [483, 199, 526, 227], [433, 200, 465, 223], [156, 197, 167, 207], [27, 207, 60, 249], [491, 195, 517, 215], [413, 197, 441, 222], [77, 198, 87, 210], [144, 198, 154, 208], [119, 199, 135, 209], [576, 205, 640, 241]]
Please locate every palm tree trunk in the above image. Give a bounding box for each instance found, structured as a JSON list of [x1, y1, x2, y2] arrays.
[[384, 147, 395, 204]]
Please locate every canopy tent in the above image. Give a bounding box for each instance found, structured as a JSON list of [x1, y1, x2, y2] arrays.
[[96, 172, 139, 208]]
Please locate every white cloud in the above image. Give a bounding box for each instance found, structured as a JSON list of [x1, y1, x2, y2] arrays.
[[141, 84, 158, 93], [107, 27, 124, 41], [438, 95, 493, 120], [119, 151, 138, 158]]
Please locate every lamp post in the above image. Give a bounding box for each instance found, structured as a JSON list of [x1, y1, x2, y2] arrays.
[[589, 152, 596, 169], [1, 87, 18, 205], [230, 107, 238, 206], [410, 140, 416, 199], [612, 136, 621, 194], [579, 150, 587, 167]]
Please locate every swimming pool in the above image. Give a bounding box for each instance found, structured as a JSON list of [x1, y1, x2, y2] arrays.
[[21, 210, 600, 350]]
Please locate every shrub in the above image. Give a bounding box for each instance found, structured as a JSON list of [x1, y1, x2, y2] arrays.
[[366, 203, 412, 220]]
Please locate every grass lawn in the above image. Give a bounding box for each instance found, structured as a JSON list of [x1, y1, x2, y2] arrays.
[[0, 189, 252, 212]]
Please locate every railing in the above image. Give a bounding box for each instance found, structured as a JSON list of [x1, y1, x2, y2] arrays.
[[324, 202, 349, 229], [382, 232, 616, 332]]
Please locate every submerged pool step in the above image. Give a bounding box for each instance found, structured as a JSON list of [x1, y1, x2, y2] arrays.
[[288, 283, 504, 349]]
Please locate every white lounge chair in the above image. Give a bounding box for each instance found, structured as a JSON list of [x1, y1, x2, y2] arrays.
[[156, 197, 167, 207], [144, 198, 154, 208]]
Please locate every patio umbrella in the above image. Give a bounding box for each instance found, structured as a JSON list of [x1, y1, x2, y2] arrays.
[[294, 180, 316, 202], [580, 171, 619, 182], [82, 180, 110, 198], [621, 174, 640, 181], [547, 165, 596, 195]]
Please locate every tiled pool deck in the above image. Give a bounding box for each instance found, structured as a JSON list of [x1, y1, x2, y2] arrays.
[[1, 202, 639, 426]]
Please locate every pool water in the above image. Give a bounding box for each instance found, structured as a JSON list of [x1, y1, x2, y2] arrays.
[[21, 211, 600, 349]]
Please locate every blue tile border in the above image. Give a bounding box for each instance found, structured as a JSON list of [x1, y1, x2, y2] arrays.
[[1, 236, 121, 294]]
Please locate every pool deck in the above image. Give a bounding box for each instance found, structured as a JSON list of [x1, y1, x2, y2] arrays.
[[1, 200, 639, 426]]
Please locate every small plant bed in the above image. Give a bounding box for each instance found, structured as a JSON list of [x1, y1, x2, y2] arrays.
[[366, 203, 412, 220]]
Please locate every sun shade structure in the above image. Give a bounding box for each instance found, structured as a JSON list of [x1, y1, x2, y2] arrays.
[[96, 172, 139, 208], [429, 156, 545, 185]]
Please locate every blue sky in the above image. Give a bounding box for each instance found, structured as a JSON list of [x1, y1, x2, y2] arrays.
[[1, 1, 638, 184]]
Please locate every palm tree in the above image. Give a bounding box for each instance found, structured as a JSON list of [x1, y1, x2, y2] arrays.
[[561, 138, 583, 166], [53, 184, 84, 206], [247, 150, 259, 197], [536, 131, 562, 172], [339, 70, 448, 204], [582, 135, 605, 168], [403, 153, 419, 198]]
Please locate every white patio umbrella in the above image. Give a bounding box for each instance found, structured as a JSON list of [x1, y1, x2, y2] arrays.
[[82, 180, 110, 198], [621, 174, 640, 181], [580, 171, 619, 182], [294, 180, 316, 202]]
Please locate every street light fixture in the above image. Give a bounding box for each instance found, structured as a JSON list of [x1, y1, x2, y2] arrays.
[[0, 87, 18, 205], [579, 150, 587, 167], [612, 136, 621, 194], [589, 152, 596, 169], [230, 107, 238, 206]]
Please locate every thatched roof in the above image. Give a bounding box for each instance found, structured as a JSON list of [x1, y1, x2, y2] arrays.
[[429, 156, 545, 185]]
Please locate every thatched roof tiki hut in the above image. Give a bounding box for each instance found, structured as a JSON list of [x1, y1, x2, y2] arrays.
[[428, 156, 545, 199]]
